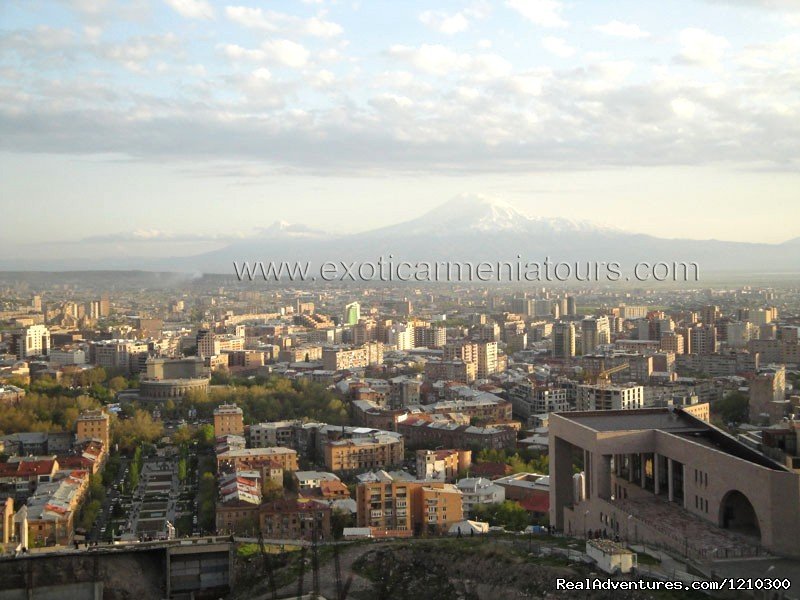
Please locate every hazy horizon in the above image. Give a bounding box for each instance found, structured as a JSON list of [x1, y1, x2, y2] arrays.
[[2, 0, 800, 262]]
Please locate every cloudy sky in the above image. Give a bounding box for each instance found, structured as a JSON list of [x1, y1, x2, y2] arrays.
[[1, 0, 799, 260]]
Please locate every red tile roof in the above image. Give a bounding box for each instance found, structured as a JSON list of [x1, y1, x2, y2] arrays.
[[0, 459, 57, 478]]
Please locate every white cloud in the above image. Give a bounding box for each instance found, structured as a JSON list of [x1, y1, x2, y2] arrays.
[[225, 6, 342, 38], [594, 20, 650, 39], [164, 0, 214, 20], [506, 0, 567, 28], [541, 36, 576, 58], [221, 44, 266, 62], [262, 39, 310, 68], [671, 97, 697, 118], [388, 44, 511, 79], [676, 28, 730, 66], [419, 10, 470, 35]]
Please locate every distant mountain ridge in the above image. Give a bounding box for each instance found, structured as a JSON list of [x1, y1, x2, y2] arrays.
[[0, 195, 798, 274]]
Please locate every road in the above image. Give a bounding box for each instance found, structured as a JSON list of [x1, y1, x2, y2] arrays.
[[89, 457, 129, 542]]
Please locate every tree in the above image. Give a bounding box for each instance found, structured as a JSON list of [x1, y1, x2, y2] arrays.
[[195, 424, 215, 450], [108, 376, 128, 393], [472, 500, 530, 531], [714, 391, 749, 425], [113, 410, 164, 452], [173, 424, 193, 447]]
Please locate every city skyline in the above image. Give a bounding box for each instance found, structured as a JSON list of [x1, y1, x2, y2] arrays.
[[2, 0, 800, 260]]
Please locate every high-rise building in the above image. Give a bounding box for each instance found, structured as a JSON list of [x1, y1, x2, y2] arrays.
[[566, 296, 577, 316], [618, 305, 648, 319], [91, 339, 149, 374], [581, 316, 610, 354], [701, 305, 720, 325], [552, 322, 576, 358], [690, 324, 718, 355], [443, 341, 478, 363], [477, 341, 498, 379], [660, 331, 685, 355], [197, 328, 219, 358], [11, 325, 50, 359], [511, 298, 533, 317], [344, 301, 361, 326], [749, 366, 786, 424]]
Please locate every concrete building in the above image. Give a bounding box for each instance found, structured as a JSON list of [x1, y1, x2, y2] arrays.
[[397, 417, 517, 451], [216, 447, 299, 472], [322, 343, 383, 371], [258, 499, 331, 542], [324, 434, 404, 473], [416, 449, 472, 482], [343, 302, 361, 326], [11, 325, 50, 359], [509, 383, 572, 419], [690, 324, 718, 355], [552, 322, 576, 359], [549, 407, 800, 558], [214, 404, 244, 437], [659, 330, 685, 355], [76, 409, 110, 450], [423, 360, 476, 384], [477, 342, 498, 379], [356, 474, 463, 535], [196, 328, 219, 359], [91, 339, 149, 374], [581, 316, 610, 355], [576, 384, 644, 411], [456, 477, 505, 514], [749, 366, 787, 424]]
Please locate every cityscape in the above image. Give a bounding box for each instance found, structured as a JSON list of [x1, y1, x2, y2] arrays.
[[2, 0, 800, 599]]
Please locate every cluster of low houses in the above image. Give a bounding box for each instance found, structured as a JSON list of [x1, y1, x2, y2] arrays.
[[0, 410, 110, 548], [212, 403, 549, 540]]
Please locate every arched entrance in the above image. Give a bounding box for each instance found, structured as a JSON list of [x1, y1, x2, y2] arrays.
[[719, 490, 761, 539]]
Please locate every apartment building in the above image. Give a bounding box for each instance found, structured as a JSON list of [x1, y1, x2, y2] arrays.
[[322, 342, 383, 371], [576, 384, 645, 411], [416, 449, 472, 482], [356, 475, 463, 535], [214, 403, 244, 437], [456, 477, 505, 514], [75, 409, 110, 450], [423, 360, 476, 384], [258, 499, 331, 542], [397, 417, 517, 450], [324, 434, 404, 473], [216, 447, 299, 472]]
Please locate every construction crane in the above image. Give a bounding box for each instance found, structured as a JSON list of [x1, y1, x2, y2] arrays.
[[593, 362, 629, 385]]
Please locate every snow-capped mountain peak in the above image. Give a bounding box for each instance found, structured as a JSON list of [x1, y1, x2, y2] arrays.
[[394, 194, 616, 236]]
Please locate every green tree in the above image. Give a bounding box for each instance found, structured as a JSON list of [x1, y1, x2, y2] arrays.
[[714, 391, 749, 424], [108, 376, 128, 393]]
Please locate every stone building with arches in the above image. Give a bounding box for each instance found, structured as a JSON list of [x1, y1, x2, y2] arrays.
[[549, 407, 800, 558]]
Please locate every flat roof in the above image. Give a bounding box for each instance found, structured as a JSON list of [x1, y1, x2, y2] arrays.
[[556, 408, 788, 471], [555, 408, 707, 433]]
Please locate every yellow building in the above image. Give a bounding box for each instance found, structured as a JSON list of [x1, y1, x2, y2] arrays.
[[76, 409, 110, 450], [214, 403, 244, 437], [324, 435, 404, 473], [356, 476, 463, 535]]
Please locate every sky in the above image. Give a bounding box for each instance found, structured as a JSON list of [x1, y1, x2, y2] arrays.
[[1, 0, 799, 261]]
